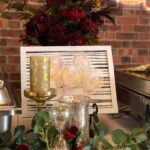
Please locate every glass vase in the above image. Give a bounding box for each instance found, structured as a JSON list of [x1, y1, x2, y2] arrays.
[[60, 95, 90, 147]]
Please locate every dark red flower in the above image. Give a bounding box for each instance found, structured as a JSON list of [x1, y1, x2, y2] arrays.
[[46, 0, 64, 6], [47, 22, 70, 45], [70, 32, 88, 45], [76, 144, 82, 150], [25, 11, 50, 37], [65, 125, 79, 139], [80, 18, 97, 31], [16, 143, 29, 150], [61, 6, 86, 21]]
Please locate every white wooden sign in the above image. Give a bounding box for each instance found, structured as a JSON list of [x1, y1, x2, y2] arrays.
[[20, 46, 118, 117]]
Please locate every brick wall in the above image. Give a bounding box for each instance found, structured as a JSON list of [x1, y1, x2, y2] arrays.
[[0, 1, 150, 96]]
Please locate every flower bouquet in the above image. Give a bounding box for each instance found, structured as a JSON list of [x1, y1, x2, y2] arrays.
[[19, 0, 115, 45]]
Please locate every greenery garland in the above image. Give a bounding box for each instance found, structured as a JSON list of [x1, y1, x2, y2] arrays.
[[0, 103, 150, 150]]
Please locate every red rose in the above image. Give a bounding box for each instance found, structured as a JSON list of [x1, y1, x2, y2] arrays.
[[64, 125, 78, 139], [61, 5, 86, 21], [76, 144, 82, 150], [16, 143, 29, 150]]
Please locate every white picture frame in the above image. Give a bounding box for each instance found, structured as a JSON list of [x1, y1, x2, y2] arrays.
[[20, 46, 118, 117]]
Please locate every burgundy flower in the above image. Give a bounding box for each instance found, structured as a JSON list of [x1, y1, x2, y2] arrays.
[[80, 18, 97, 31], [76, 144, 83, 150], [47, 22, 70, 45], [25, 11, 50, 37], [70, 32, 88, 45], [61, 6, 86, 21], [46, 0, 61, 5], [16, 143, 29, 150], [65, 125, 78, 139]]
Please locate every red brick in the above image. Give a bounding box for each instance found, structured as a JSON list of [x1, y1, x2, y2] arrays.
[[139, 18, 149, 24], [0, 56, 6, 63], [118, 49, 137, 55], [8, 20, 20, 28], [121, 56, 131, 63], [111, 8, 123, 16], [116, 17, 138, 24], [0, 19, 8, 28], [102, 41, 122, 48], [133, 41, 150, 48], [107, 25, 122, 32], [1, 11, 22, 20], [132, 57, 145, 63], [0, 3, 7, 10], [1, 47, 20, 55], [105, 32, 116, 40], [8, 56, 20, 64], [8, 73, 20, 80], [7, 38, 20, 46], [144, 57, 150, 62], [97, 32, 105, 39], [113, 56, 121, 64], [0, 38, 7, 46], [134, 25, 150, 32], [135, 9, 150, 17], [138, 33, 150, 40], [122, 41, 133, 48], [116, 33, 138, 40], [122, 25, 134, 32], [138, 49, 149, 56], [123, 9, 135, 16], [2, 64, 20, 72], [2, 29, 21, 38]]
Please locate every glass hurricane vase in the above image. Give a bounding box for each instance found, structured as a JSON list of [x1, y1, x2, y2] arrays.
[[60, 95, 90, 147]]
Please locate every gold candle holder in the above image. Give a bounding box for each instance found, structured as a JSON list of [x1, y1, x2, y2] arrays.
[[24, 56, 56, 108]]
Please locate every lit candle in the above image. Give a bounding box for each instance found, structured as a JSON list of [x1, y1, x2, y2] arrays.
[[30, 56, 50, 96]]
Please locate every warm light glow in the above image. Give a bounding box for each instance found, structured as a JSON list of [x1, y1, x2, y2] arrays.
[[119, 0, 150, 10]]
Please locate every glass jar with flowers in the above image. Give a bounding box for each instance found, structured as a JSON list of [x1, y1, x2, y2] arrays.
[[50, 54, 101, 149]]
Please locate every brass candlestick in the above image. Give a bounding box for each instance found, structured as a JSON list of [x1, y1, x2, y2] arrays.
[[24, 56, 56, 109], [24, 88, 56, 108]]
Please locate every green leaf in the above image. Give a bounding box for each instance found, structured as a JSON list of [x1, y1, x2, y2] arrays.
[[100, 139, 113, 149], [29, 136, 46, 150], [131, 128, 147, 143], [111, 129, 130, 145], [125, 147, 132, 150], [12, 125, 27, 145], [47, 125, 59, 139], [32, 110, 50, 133], [29, 36, 40, 45]]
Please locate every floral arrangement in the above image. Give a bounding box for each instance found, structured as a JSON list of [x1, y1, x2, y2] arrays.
[[49, 53, 100, 98], [20, 0, 115, 45], [0, 0, 115, 45]]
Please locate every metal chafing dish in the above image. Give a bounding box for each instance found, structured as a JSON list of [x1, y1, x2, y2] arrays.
[[115, 65, 150, 120], [0, 73, 21, 133]]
